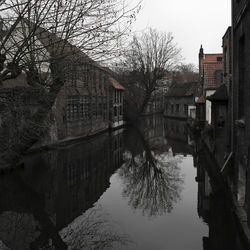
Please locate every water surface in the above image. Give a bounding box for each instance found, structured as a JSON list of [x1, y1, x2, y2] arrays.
[[0, 115, 248, 250]]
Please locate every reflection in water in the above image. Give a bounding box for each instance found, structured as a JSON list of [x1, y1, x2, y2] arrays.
[[195, 141, 249, 250], [0, 131, 129, 250], [119, 125, 184, 216], [0, 212, 39, 250], [60, 205, 131, 250], [0, 115, 249, 249]]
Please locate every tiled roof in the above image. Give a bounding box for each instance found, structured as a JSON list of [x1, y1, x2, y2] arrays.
[[166, 81, 199, 97], [109, 76, 125, 90]]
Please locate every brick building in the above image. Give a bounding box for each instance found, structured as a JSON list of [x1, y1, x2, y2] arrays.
[[197, 46, 223, 124], [205, 27, 232, 166], [0, 22, 125, 149], [231, 0, 250, 219], [108, 76, 125, 128]]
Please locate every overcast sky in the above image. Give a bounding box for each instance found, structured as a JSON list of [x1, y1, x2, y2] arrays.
[[131, 0, 231, 67]]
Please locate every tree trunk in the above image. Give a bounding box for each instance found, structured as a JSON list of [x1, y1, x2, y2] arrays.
[[1, 72, 64, 167], [139, 89, 153, 115]]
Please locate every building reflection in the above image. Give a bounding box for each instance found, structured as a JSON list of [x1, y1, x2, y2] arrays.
[[195, 146, 249, 250], [0, 130, 125, 249], [164, 118, 193, 156]]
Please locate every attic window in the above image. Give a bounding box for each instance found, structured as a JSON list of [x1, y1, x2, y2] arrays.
[[217, 57, 222, 62]]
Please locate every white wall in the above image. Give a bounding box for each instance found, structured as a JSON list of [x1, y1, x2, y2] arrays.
[[188, 105, 196, 119], [205, 90, 216, 124]]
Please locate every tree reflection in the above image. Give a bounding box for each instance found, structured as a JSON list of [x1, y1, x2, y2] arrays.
[[60, 205, 132, 250], [119, 126, 184, 217]]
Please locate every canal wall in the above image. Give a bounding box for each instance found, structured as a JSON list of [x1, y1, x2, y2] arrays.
[[195, 131, 250, 249]]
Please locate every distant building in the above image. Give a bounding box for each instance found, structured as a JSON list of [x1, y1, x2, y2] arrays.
[[206, 27, 232, 163], [144, 72, 174, 115], [164, 81, 199, 119], [108, 76, 125, 128], [197, 46, 223, 124]]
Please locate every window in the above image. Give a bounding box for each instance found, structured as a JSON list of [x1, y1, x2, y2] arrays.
[[215, 70, 223, 86], [217, 57, 222, 62], [176, 104, 179, 113], [79, 96, 90, 118], [98, 97, 102, 116], [171, 105, 174, 114], [165, 104, 168, 112], [67, 96, 79, 121], [184, 104, 188, 114], [114, 107, 117, 117], [239, 34, 245, 118], [92, 98, 97, 117], [67, 96, 91, 121], [120, 106, 122, 116]]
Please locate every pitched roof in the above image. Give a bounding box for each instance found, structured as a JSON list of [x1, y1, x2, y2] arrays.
[[166, 81, 199, 97], [207, 84, 228, 102], [33, 24, 101, 68], [109, 76, 125, 90], [173, 72, 199, 84]]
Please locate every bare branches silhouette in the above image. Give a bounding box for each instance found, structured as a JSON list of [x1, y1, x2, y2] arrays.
[[120, 125, 184, 217]]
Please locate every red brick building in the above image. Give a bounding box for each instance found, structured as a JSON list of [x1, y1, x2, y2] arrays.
[[196, 46, 223, 124]]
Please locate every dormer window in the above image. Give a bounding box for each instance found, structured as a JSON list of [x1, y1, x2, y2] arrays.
[[217, 57, 222, 62]]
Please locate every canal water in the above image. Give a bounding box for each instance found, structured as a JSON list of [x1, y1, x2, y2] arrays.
[[0, 115, 248, 250]]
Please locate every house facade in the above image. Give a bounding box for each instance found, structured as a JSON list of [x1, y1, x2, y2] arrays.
[[164, 81, 199, 120], [0, 21, 125, 149], [197, 46, 223, 124], [231, 0, 250, 218], [108, 76, 125, 128], [206, 27, 232, 163]]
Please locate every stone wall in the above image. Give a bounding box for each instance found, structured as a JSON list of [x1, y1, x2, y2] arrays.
[[232, 0, 250, 224]]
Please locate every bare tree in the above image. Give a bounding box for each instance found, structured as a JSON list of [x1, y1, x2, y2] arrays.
[[60, 205, 133, 250], [120, 28, 181, 115], [0, 0, 141, 82], [176, 63, 198, 73], [0, 0, 141, 166]]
